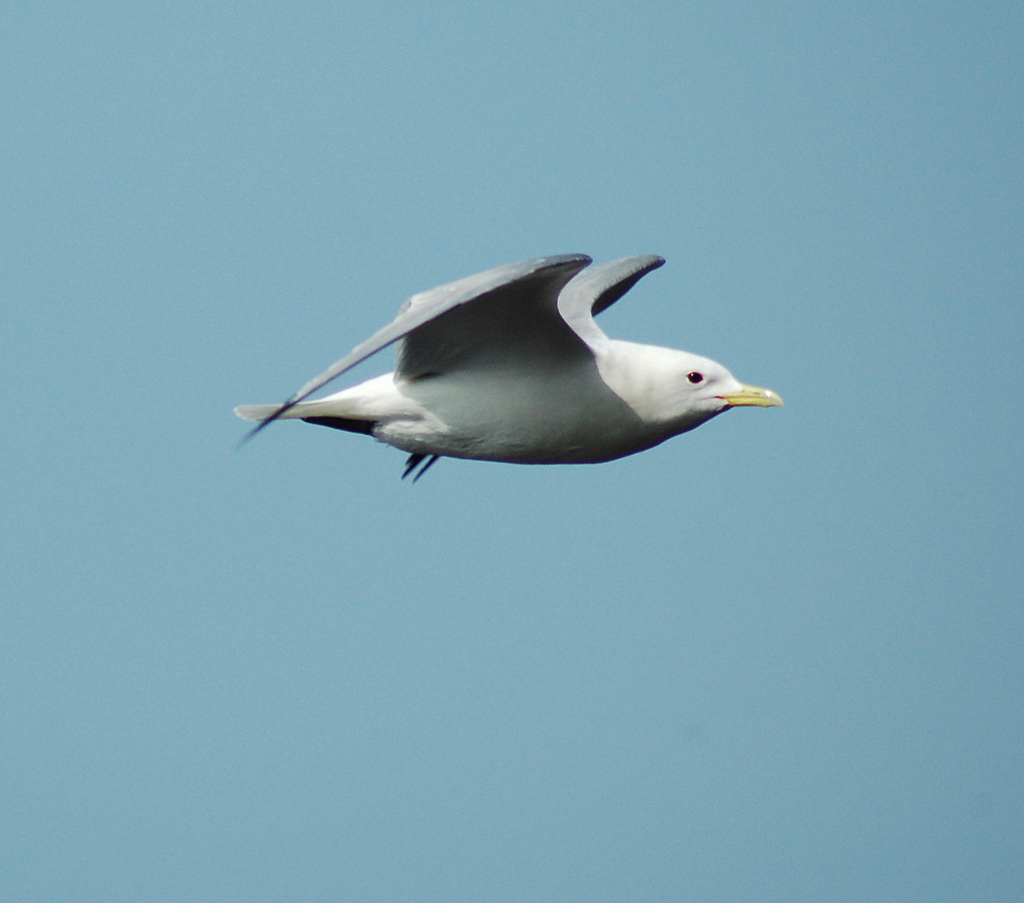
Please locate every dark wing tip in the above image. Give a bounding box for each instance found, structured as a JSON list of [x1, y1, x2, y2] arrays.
[[235, 397, 302, 448], [590, 255, 666, 317]]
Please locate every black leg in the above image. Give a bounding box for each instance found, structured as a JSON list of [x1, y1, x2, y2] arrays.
[[402, 453, 426, 480], [411, 455, 440, 483]]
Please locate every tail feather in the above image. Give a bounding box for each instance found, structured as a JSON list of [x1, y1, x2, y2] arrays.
[[234, 404, 287, 422], [234, 399, 352, 422]]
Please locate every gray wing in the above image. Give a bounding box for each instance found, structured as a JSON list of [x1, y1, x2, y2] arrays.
[[556, 255, 665, 350], [243, 254, 592, 440], [394, 256, 600, 380]]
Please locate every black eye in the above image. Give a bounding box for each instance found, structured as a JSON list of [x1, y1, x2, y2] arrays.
[[687, 371, 704, 384]]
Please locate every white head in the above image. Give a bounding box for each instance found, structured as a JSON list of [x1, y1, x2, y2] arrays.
[[599, 343, 783, 434]]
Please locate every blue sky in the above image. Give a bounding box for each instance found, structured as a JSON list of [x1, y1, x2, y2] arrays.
[[2, 2, 1021, 900]]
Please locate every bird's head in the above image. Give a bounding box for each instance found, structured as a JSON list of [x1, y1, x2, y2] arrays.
[[605, 345, 783, 433], [676, 353, 783, 421]]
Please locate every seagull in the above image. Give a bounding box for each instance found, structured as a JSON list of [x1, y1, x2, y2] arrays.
[[235, 254, 782, 480]]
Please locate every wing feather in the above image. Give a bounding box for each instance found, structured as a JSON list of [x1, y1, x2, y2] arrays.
[[242, 254, 591, 441], [556, 255, 665, 350]]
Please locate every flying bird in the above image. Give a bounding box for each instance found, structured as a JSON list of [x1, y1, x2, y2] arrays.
[[235, 254, 782, 480]]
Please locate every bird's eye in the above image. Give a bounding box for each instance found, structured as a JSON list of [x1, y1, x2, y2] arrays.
[[687, 372, 704, 384]]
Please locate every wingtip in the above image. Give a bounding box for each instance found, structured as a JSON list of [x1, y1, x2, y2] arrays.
[[232, 397, 302, 447], [235, 417, 271, 450]]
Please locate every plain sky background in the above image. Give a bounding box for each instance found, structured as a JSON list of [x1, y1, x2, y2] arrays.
[[2, 2, 1021, 901]]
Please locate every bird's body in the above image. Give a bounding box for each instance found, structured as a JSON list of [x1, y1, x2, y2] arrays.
[[236, 254, 781, 476]]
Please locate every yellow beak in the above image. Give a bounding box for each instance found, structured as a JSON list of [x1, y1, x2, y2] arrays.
[[720, 384, 784, 408]]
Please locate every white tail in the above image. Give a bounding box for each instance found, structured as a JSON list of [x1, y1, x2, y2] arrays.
[[234, 403, 309, 422], [234, 391, 373, 421]]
